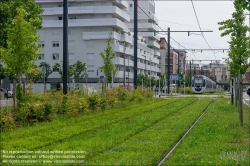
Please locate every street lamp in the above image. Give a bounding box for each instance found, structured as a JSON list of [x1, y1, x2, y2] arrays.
[[122, 42, 126, 89], [142, 55, 146, 88], [149, 57, 152, 90]]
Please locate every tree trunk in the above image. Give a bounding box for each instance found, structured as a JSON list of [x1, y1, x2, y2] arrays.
[[13, 79, 16, 112], [239, 75, 243, 126]]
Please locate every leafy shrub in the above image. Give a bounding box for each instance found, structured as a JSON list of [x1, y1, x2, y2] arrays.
[[58, 95, 68, 114], [0, 107, 15, 131], [43, 102, 54, 121], [100, 96, 107, 111], [87, 94, 99, 110], [117, 88, 129, 102], [56, 82, 62, 91], [178, 87, 192, 94], [105, 88, 120, 108], [16, 84, 25, 103]]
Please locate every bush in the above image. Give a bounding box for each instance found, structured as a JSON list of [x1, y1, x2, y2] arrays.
[[58, 95, 68, 114], [43, 102, 54, 121], [87, 94, 99, 110], [178, 87, 192, 94], [0, 107, 15, 131]]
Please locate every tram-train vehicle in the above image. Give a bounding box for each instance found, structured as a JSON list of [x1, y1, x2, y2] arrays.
[[192, 75, 216, 93]]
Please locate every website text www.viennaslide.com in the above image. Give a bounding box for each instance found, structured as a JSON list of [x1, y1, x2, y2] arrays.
[[2, 150, 86, 164]]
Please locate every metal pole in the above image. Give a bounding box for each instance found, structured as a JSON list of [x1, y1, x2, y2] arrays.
[[177, 51, 179, 93], [159, 77, 160, 96], [150, 58, 151, 90], [128, 55, 129, 86], [190, 61, 191, 86], [63, 0, 68, 95], [43, 66, 46, 95], [167, 27, 170, 94], [123, 43, 126, 89], [133, 0, 138, 89], [184, 74, 185, 94], [142, 79, 143, 89]]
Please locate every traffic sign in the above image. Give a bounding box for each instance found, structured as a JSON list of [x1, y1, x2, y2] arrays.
[[179, 77, 183, 81], [100, 76, 104, 79], [170, 74, 179, 80]]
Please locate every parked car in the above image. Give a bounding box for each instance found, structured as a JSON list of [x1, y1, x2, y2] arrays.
[[247, 87, 250, 96], [0, 88, 13, 98]]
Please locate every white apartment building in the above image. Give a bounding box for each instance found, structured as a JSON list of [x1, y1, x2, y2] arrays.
[[126, 0, 160, 76], [36, 0, 160, 87]]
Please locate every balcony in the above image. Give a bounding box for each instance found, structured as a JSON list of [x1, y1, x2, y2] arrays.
[[114, 44, 125, 53], [43, 6, 130, 22], [113, 0, 129, 9], [83, 31, 121, 40], [148, 41, 160, 49], [126, 23, 159, 31], [138, 32, 160, 41], [121, 33, 133, 43], [43, 18, 128, 31], [154, 50, 160, 56]]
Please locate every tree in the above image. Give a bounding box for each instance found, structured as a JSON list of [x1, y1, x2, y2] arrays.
[[100, 32, 117, 88], [53, 62, 63, 82], [235, 0, 250, 10], [137, 73, 145, 86], [0, 63, 5, 88], [218, 0, 250, 76], [39, 62, 52, 83], [218, 0, 250, 125], [0, 0, 43, 49], [0, 7, 41, 110], [26, 64, 41, 83], [69, 60, 87, 83]]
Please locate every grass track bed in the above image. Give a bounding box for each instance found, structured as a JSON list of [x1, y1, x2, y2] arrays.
[[2, 99, 178, 150], [162, 98, 250, 166], [36, 98, 197, 160], [85, 99, 213, 165]]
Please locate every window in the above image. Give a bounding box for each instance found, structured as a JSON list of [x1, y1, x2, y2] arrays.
[[52, 41, 59, 47], [87, 65, 94, 72], [38, 41, 44, 48], [53, 66, 60, 72], [102, 14, 106, 18], [39, 54, 44, 60], [69, 53, 75, 60], [101, 2, 106, 6], [69, 16, 77, 19], [68, 28, 74, 35], [129, 3, 133, 10], [87, 53, 94, 60], [52, 53, 59, 60], [52, 28, 59, 35], [86, 40, 94, 47], [58, 16, 62, 20], [37, 30, 44, 36], [68, 40, 75, 47]]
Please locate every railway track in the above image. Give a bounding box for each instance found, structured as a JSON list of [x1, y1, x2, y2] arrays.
[[156, 99, 215, 166]]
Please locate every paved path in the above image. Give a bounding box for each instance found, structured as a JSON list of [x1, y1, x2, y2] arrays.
[[243, 92, 250, 106], [0, 99, 13, 107]]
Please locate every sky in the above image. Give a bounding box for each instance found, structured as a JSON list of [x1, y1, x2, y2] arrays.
[[154, 0, 250, 65]]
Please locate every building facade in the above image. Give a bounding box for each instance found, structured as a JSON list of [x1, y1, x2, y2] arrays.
[[36, 0, 160, 87], [158, 37, 186, 75]]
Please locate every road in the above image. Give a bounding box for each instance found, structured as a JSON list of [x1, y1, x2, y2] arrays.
[[243, 91, 250, 106]]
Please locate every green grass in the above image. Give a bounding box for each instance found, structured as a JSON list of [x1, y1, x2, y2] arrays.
[[3, 97, 247, 166], [37, 98, 197, 160], [86, 99, 213, 165], [162, 98, 250, 166], [2, 99, 177, 150]]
